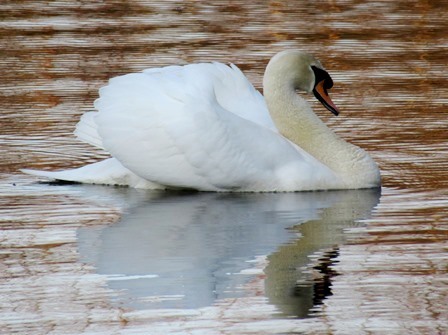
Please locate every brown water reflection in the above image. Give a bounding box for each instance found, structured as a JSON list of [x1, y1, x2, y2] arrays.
[[1, 1, 447, 334]]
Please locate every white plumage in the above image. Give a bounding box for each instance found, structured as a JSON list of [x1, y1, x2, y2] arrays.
[[23, 50, 381, 191]]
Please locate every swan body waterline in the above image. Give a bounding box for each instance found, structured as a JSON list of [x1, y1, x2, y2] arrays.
[[22, 50, 381, 192]]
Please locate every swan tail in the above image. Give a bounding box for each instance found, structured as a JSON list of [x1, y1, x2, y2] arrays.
[[21, 158, 164, 189], [74, 112, 104, 149]]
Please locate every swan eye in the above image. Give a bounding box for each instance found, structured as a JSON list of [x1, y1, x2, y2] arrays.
[[311, 66, 334, 89]]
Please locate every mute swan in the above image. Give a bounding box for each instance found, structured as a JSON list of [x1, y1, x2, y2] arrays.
[[22, 50, 380, 192]]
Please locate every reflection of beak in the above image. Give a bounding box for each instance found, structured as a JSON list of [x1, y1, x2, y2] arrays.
[[313, 80, 340, 116]]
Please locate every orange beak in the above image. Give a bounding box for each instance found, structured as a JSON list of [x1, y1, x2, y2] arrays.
[[313, 80, 340, 116]]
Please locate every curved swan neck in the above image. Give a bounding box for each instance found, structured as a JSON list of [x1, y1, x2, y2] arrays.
[[263, 55, 380, 189], [262, 51, 332, 149], [263, 74, 338, 157]]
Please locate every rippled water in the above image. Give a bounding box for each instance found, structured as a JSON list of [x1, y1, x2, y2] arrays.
[[1, 1, 447, 334]]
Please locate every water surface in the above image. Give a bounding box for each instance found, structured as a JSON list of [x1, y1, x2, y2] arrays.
[[0, 1, 447, 334]]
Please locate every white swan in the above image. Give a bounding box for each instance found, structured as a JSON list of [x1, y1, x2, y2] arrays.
[[22, 50, 380, 192]]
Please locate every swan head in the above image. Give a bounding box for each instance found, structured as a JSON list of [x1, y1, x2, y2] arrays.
[[264, 50, 340, 116]]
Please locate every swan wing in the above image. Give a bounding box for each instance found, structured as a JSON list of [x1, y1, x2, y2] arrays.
[[93, 63, 335, 191], [142, 62, 278, 132], [74, 111, 104, 149]]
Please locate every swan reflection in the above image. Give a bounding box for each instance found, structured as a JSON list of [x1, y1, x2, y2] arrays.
[[77, 188, 380, 317]]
